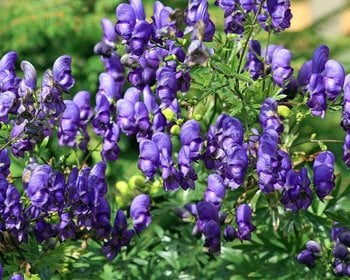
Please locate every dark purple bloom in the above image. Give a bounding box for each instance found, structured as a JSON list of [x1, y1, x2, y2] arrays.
[[128, 20, 153, 56], [102, 209, 135, 260], [18, 60, 37, 97], [0, 148, 10, 177], [130, 194, 151, 233], [156, 66, 177, 107], [280, 168, 313, 211], [313, 151, 335, 200], [223, 144, 248, 190], [341, 75, 350, 131], [239, 0, 254, 11], [245, 40, 264, 80], [259, 97, 283, 133], [101, 123, 120, 161], [339, 231, 350, 247], [203, 174, 226, 209], [138, 139, 159, 179], [224, 13, 244, 35], [0, 91, 16, 123], [101, 53, 125, 86], [152, 1, 178, 38], [53, 55, 75, 91], [297, 60, 312, 90], [203, 219, 221, 253], [306, 74, 327, 118], [236, 204, 255, 241], [73, 90, 93, 126], [178, 145, 198, 190], [196, 201, 219, 233], [58, 212, 77, 241], [333, 244, 349, 259], [0, 51, 20, 93], [297, 249, 316, 268], [115, 4, 137, 40], [11, 121, 34, 158], [223, 225, 237, 241], [180, 120, 203, 160], [152, 132, 180, 190], [58, 100, 80, 147], [214, 0, 236, 17], [322, 59, 345, 101], [266, 0, 292, 32]]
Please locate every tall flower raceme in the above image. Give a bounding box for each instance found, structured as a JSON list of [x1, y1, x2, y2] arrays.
[[203, 114, 248, 190], [257, 98, 292, 193], [298, 45, 345, 118]]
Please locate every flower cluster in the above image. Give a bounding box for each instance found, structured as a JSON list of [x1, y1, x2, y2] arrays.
[[341, 74, 350, 166], [332, 228, 350, 276], [298, 45, 345, 118], [215, 0, 292, 35], [297, 240, 321, 269]]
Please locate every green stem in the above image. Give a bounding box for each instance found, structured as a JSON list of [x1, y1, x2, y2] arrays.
[[80, 139, 103, 169], [236, 1, 265, 74]]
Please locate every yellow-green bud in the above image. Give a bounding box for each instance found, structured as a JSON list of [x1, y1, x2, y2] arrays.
[[162, 108, 176, 121], [170, 124, 181, 136], [115, 181, 129, 195], [128, 175, 145, 189], [277, 105, 291, 118]]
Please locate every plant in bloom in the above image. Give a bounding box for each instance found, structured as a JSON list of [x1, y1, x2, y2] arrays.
[[0, 0, 349, 278]]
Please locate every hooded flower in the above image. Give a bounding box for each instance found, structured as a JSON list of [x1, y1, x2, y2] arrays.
[[313, 151, 335, 200], [130, 194, 152, 233]]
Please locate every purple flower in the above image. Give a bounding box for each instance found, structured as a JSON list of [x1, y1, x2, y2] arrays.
[[115, 4, 137, 40], [224, 13, 244, 35], [266, 0, 292, 32], [280, 168, 313, 211], [178, 145, 198, 190], [58, 100, 80, 147], [223, 225, 237, 241], [101, 123, 120, 161], [236, 204, 255, 241], [259, 97, 283, 133], [185, 0, 215, 42], [128, 21, 153, 56], [102, 209, 135, 260], [185, 40, 211, 67], [180, 120, 203, 160], [152, 1, 179, 38], [0, 51, 20, 93], [322, 59, 345, 101], [313, 151, 335, 200], [152, 132, 180, 190], [138, 139, 159, 179], [73, 91, 93, 126], [223, 144, 248, 190], [0, 148, 10, 177], [101, 53, 125, 87], [271, 48, 293, 87], [101, 18, 117, 47], [53, 55, 75, 91], [156, 66, 177, 107], [297, 240, 321, 269], [10, 274, 24, 280], [0, 91, 16, 123], [18, 60, 37, 97], [203, 174, 226, 209], [245, 40, 264, 80], [214, 0, 236, 17], [130, 194, 151, 233]]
